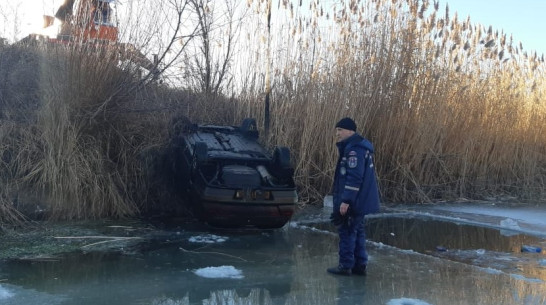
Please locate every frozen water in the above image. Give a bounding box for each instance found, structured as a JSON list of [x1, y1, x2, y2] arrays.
[[482, 267, 503, 275], [194, 266, 244, 279], [499, 218, 521, 236], [387, 298, 433, 305], [419, 204, 546, 237], [456, 206, 546, 226], [1, 203, 545, 305], [0, 285, 14, 299], [188, 234, 228, 243], [323, 195, 333, 207], [500, 218, 520, 229], [509, 274, 543, 283], [0, 284, 65, 304]]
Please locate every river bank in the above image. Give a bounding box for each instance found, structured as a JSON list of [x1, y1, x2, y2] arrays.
[[0, 218, 166, 260]]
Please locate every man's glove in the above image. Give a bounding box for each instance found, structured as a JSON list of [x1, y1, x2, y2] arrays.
[[329, 212, 347, 226]]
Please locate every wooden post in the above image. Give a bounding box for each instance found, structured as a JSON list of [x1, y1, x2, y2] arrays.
[[264, 0, 272, 139]]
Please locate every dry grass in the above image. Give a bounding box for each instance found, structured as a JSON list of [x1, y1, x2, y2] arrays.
[[1, 0, 546, 226], [0, 41, 236, 224], [237, 0, 546, 204]]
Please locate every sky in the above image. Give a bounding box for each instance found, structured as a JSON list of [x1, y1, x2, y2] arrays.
[[444, 0, 546, 55], [1, 0, 545, 56]]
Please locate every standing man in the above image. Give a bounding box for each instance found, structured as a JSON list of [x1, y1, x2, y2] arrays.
[[327, 117, 380, 276]]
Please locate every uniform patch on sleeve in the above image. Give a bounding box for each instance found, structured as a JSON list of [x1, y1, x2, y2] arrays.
[[348, 156, 358, 168]]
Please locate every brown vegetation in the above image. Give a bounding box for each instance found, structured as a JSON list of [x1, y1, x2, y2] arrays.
[[237, 0, 546, 204], [0, 42, 236, 225], [1, 0, 545, 225]]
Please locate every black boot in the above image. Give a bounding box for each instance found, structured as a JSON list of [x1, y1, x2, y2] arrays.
[[327, 266, 351, 276], [352, 265, 367, 276]]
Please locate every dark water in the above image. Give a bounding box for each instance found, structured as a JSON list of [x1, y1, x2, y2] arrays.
[[367, 216, 545, 253], [1, 208, 545, 305], [365, 215, 546, 284], [1, 227, 297, 305]]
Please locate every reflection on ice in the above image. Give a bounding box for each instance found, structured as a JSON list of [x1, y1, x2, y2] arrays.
[[387, 298, 432, 305], [151, 288, 272, 305], [0, 285, 14, 299], [478, 265, 543, 283], [2, 205, 546, 305], [0, 283, 65, 305], [482, 267, 503, 275], [366, 215, 546, 282], [510, 274, 543, 283], [203, 289, 269, 305], [188, 234, 229, 244], [151, 296, 190, 305], [194, 266, 244, 279]]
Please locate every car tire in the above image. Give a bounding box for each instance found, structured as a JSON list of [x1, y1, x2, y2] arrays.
[[273, 146, 291, 169], [194, 141, 208, 163], [240, 118, 259, 138], [168, 115, 192, 138], [241, 118, 257, 131]]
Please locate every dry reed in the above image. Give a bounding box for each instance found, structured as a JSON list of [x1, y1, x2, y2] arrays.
[[2, 0, 546, 226], [238, 0, 546, 204], [0, 39, 237, 224]]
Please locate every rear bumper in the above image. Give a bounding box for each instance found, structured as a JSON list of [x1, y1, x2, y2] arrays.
[[200, 201, 295, 228], [193, 187, 297, 229]]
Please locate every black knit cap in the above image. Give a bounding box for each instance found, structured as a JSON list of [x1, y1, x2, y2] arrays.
[[335, 117, 357, 131]]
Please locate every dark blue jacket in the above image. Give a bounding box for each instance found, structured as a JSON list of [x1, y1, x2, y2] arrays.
[[333, 133, 380, 216]]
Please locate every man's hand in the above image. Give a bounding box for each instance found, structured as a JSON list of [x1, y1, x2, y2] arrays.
[[340, 202, 349, 216], [329, 212, 344, 226]]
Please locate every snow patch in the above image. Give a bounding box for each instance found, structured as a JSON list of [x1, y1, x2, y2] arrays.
[[194, 266, 244, 279], [188, 234, 228, 244], [476, 249, 486, 255], [499, 218, 520, 236], [428, 205, 546, 237], [509, 274, 543, 283], [290, 223, 336, 236], [0, 285, 14, 299], [539, 259, 546, 267], [481, 267, 503, 275], [387, 298, 433, 305]]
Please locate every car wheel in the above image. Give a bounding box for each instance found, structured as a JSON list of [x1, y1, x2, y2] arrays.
[[194, 141, 208, 163], [240, 118, 259, 138], [273, 146, 291, 169], [168, 115, 192, 138], [241, 118, 257, 131]]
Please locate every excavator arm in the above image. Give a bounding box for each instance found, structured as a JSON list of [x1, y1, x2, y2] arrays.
[[21, 0, 157, 76], [55, 0, 76, 22]]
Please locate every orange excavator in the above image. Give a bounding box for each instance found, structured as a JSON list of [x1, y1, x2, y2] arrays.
[[22, 0, 157, 75], [54, 0, 119, 42]]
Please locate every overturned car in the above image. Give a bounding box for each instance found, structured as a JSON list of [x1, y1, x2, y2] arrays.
[[170, 118, 298, 229]]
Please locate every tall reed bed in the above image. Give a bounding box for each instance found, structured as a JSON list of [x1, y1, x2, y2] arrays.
[[0, 44, 42, 225], [0, 45, 139, 223], [1, 0, 545, 225], [236, 0, 546, 203], [0, 39, 239, 224]]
